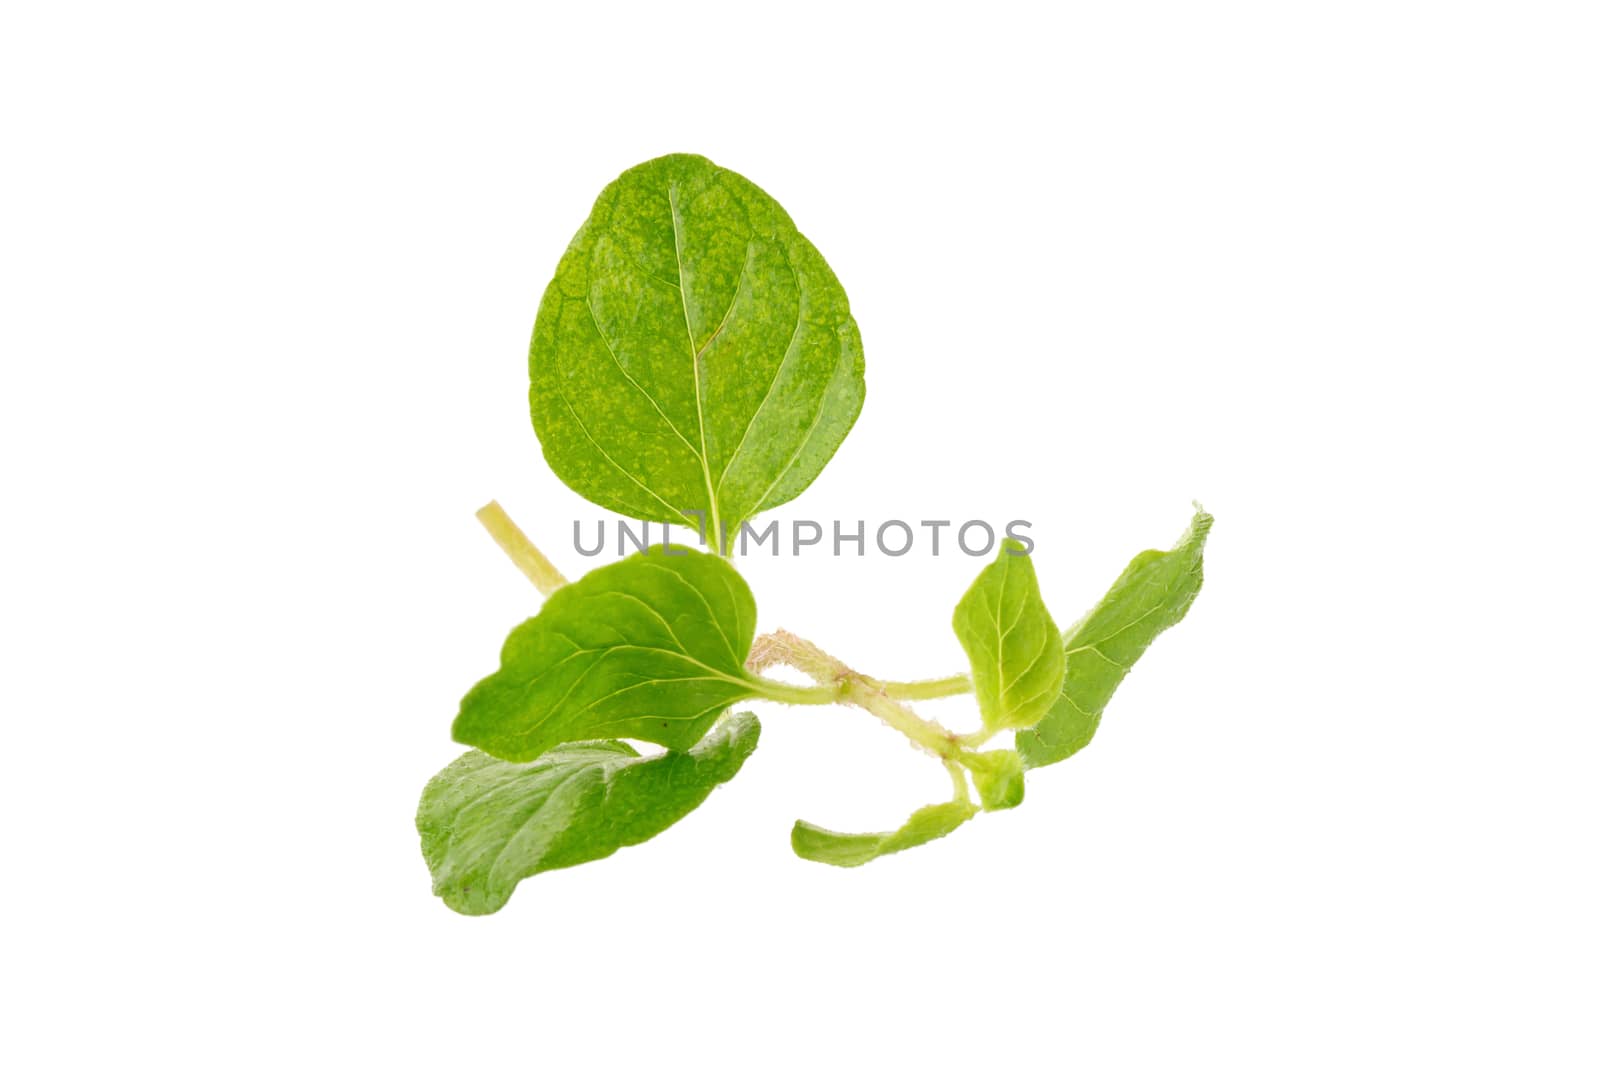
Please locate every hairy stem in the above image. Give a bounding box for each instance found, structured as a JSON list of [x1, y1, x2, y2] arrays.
[[944, 759, 973, 804], [475, 507, 976, 755], [476, 500, 568, 595], [880, 675, 972, 701], [957, 726, 998, 748], [747, 630, 964, 760], [748, 676, 844, 705]]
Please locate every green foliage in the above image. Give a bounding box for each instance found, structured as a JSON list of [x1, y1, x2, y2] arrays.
[[453, 546, 759, 762], [1018, 509, 1213, 769], [791, 801, 977, 868], [965, 749, 1026, 811], [418, 154, 1212, 912], [953, 541, 1067, 733], [420, 714, 760, 915], [529, 153, 864, 548]]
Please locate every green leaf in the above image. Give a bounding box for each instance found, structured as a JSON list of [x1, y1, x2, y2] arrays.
[[791, 801, 976, 868], [952, 540, 1067, 733], [453, 546, 760, 762], [965, 749, 1025, 811], [1018, 508, 1213, 769], [530, 153, 865, 547], [419, 713, 760, 915]]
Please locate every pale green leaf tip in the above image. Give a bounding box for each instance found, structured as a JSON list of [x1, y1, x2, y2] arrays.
[[953, 534, 1066, 734], [789, 801, 977, 868], [1015, 505, 1214, 772]]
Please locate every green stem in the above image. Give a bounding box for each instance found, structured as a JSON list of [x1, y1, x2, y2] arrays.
[[748, 676, 844, 706], [474, 509, 976, 759], [476, 501, 568, 596], [748, 630, 964, 760], [957, 726, 998, 748], [944, 760, 973, 804], [879, 674, 972, 701], [845, 680, 963, 759]]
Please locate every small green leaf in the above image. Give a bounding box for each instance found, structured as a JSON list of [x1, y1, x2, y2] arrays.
[[453, 546, 760, 762], [952, 540, 1066, 733], [419, 713, 760, 915], [965, 749, 1025, 811], [1018, 508, 1212, 769], [791, 800, 976, 868], [530, 153, 865, 545]]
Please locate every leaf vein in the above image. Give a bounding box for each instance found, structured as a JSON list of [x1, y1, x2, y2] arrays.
[[714, 240, 805, 496], [668, 182, 722, 545], [584, 297, 703, 461], [635, 558, 738, 664], [555, 388, 684, 521]]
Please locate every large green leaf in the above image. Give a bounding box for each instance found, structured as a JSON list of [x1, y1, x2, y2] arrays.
[[453, 547, 760, 762], [791, 800, 976, 868], [420, 713, 760, 915], [1018, 509, 1213, 769], [530, 153, 865, 547], [952, 541, 1067, 733]]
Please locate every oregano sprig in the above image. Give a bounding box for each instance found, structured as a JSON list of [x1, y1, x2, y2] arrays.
[[417, 154, 1212, 914]]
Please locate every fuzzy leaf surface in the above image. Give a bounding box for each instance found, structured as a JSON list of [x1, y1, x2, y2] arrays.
[[790, 801, 976, 868], [1018, 509, 1213, 769], [953, 541, 1067, 733], [419, 713, 760, 915]]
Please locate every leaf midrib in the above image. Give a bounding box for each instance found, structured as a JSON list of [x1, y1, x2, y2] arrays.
[[669, 182, 723, 548]]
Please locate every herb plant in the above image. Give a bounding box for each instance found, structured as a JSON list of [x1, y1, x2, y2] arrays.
[[418, 153, 1211, 915]]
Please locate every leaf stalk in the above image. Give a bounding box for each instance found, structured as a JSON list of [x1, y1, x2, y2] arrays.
[[746, 630, 964, 760], [476, 500, 568, 596], [476, 506, 979, 760], [879, 675, 972, 701]]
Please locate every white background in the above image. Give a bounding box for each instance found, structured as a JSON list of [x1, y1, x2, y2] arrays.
[[3, 2, 1597, 1063]]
